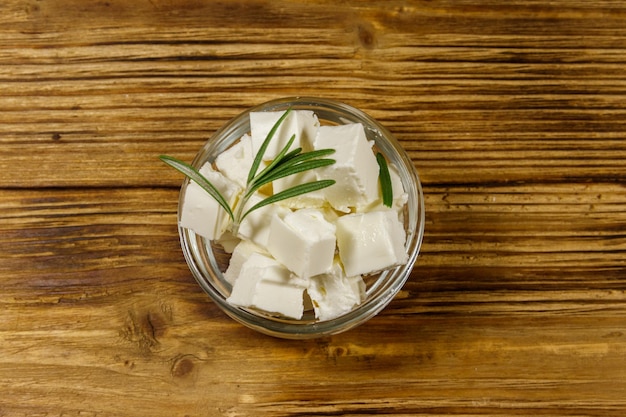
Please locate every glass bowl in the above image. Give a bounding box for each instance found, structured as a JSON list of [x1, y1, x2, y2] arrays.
[[177, 97, 425, 339]]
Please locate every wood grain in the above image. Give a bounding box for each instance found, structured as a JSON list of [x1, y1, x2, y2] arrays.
[[1, 0, 626, 416]]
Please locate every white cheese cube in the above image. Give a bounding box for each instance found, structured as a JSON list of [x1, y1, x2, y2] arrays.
[[215, 134, 255, 188], [267, 209, 336, 279], [319, 205, 341, 224], [214, 230, 240, 254], [223, 239, 268, 285], [236, 192, 290, 250], [314, 123, 379, 212], [250, 110, 319, 161], [336, 209, 408, 277], [272, 168, 327, 209], [388, 163, 408, 210], [359, 162, 408, 214], [227, 252, 307, 319], [180, 163, 241, 240], [308, 260, 366, 321], [346, 274, 367, 302]]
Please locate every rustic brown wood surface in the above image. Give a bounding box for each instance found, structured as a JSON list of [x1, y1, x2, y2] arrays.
[[2, 0, 626, 416]]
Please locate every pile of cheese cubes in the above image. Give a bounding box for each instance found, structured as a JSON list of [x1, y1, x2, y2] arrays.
[[180, 110, 408, 321]]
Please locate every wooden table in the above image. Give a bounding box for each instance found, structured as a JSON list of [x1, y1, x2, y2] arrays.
[[2, 1, 625, 415]]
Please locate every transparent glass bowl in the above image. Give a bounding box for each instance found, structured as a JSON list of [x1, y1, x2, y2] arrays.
[[177, 97, 425, 339]]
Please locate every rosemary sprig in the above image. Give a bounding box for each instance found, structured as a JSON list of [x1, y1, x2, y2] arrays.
[[376, 152, 393, 208], [159, 108, 337, 233]]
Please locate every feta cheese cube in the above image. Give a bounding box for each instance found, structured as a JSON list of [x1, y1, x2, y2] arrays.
[[314, 123, 379, 212], [236, 192, 290, 250], [267, 209, 336, 279], [359, 162, 408, 214], [180, 163, 241, 240], [223, 239, 268, 285], [388, 162, 408, 210], [215, 134, 255, 188], [335, 209, 408, 277], [272, 168, 327, 209], [227, 252, 307, 319], [308, 260, 366, 321], [250, 110, 319, 161], [215, 230, 240, 253]]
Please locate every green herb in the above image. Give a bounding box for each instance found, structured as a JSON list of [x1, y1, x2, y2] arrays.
[[376, 152, 393, 208], [160, 107, 336, 232]]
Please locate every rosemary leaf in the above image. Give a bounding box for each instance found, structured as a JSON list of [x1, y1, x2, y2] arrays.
[[159, 155, 235, 220], [247, 108, 293, 184], [376, 152, 393, 208], [241, 179, 336, 221]]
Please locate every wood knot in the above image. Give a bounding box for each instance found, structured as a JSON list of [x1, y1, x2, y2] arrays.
[[357, 23, 376, 49], [330, 346, 347, 357], [171, 354, 196, 378], [119, 309, 167, 354]]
